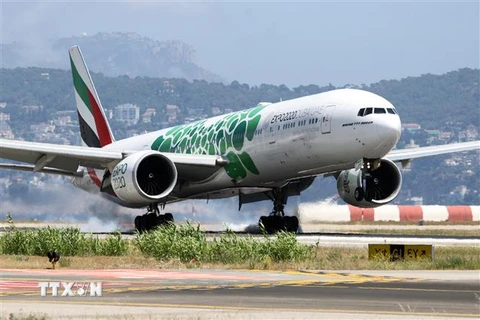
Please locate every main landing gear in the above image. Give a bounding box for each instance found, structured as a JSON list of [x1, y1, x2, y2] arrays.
[[134, 203, 174, 232], [259, 188, 299, 234]]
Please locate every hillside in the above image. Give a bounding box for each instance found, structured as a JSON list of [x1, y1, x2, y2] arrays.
[[0, 67, 478, 128], [0, 32, 224, 83], [0, 67, 478, 207]]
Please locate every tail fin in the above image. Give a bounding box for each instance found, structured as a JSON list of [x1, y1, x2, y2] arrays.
[[69, 45, 114, 147]]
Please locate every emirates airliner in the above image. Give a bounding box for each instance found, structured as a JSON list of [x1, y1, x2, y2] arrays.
[[1, 46, 478, 233]]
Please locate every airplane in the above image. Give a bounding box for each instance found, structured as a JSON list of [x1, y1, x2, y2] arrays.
[[0, 46, 479, 233]]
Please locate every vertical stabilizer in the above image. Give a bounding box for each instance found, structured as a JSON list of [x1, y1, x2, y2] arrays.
[[69, 45, 114, 147]]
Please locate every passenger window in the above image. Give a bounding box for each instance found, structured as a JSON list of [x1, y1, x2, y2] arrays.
[[364, 108, 373, 115], [387, 108, 395, 114], [374, 108, 386, 114], [357, 108, 365, 117]]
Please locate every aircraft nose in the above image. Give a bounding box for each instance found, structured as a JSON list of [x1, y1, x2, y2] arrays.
[[377, 116, 401, 146]]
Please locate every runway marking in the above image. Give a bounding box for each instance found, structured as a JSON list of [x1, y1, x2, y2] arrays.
[[0, 277, 398, 297], [0, 270, 412, 297], [0, 269, 258, 280], [4, 299, 479, 318], [357, 286, 480, 293], [298, 270, 416, 281]]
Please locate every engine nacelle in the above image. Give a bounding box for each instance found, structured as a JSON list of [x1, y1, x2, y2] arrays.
[[107, 150, 178, 204], [336, 158, 402, 208]]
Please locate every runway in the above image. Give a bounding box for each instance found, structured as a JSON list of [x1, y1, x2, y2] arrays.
[[2, 269, 479, 319]]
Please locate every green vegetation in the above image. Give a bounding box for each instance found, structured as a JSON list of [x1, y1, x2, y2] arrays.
[[1, 223, 479, 270], [0, 223, 310, 264], [0, 226, 128, 256], [1, 67, 478, 130], [136, 223, 312, 264], [7, 313, 48, 320]]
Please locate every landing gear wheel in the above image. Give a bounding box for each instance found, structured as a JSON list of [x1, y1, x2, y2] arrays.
[[164, 213, 174, 223], [134, 216, 143, 231], [134, 204, 175, 232], [354, 187, 364, 201], [285, 216, 299, 233], [259, 216, 273, 234], [257, 187, 300, 234], [259, 215, 299, 234], [364, 189, 373, 202]]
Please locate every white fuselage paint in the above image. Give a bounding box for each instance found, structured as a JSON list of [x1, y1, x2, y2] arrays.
[[74, 89, 402, 207]]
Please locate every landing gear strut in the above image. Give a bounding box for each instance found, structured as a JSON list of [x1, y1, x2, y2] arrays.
[[356, 158, 381, 202], [134, 203, 174, 232], [258, 188, 299, 234]]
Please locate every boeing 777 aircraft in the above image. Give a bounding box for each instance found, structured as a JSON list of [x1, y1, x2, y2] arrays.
[[1, 46, 479, 233]]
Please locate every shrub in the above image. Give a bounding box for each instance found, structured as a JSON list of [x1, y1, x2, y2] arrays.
[[0, 226, 128, 256], [136, 222, 313, 264]]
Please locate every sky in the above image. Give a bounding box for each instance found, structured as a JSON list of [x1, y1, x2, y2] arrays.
[[1, 1, 479, 87]]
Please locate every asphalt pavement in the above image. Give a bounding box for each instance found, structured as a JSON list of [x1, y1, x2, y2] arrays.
[[1, 269, 479, 319]]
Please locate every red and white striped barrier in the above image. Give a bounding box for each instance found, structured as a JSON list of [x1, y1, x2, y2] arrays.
[[298, 203, 480, 222]]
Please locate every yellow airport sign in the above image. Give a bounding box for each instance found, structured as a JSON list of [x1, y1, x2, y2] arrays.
[[368, 244, 433, 261]]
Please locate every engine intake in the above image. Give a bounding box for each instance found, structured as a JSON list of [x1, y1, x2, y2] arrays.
[[336, 158, 402, 208], [106, 150, 178, 204]]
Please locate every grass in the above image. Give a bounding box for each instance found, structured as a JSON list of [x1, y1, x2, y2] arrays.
[[312, 220, 480, 226], [1, 246, 479, 270], [343, 228, 480, 237], [1, 221, 479, 270], [301, 221, 480, 237], [7, 313, 48, 320], [136, 223, 312, 264], [0, 226, 128, 256]]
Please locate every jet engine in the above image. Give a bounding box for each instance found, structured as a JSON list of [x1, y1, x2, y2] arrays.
[[336, 158, 402, 208], [106, 150, 178, 204]]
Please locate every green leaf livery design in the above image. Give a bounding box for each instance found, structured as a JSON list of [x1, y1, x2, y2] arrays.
[[151, 105, 266, 179]]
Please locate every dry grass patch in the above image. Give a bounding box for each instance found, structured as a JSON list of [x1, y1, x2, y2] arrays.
[[2, 222, 478, 270], [2, 246, 479, 270], [349, 228, 480, 237]]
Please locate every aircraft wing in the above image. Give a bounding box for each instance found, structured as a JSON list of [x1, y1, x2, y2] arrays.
[[0, 139, 226, 181], [385, 141, 480, 164]]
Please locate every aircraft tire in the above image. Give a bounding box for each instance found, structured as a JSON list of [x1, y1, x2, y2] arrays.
[[134, 216, 141, 231], [135, 215, 149, 232], [259, 216, 274, 234], [286, 216, 299, 233], [354, 187, 364, 201], [164, 213, 174, 222], [259, 216, 299, 234], [364, 190, 373, 202]]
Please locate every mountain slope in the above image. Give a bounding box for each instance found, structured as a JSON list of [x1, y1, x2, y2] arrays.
[[1, 32, 224, 83]]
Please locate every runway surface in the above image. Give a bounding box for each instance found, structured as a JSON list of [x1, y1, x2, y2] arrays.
[[1, 268, 479, 319]]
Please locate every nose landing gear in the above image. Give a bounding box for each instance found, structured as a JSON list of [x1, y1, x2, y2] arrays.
[[355, 158, 382, 202]]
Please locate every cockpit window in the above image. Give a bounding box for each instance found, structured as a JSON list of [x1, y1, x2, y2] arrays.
[[359, 107, 397, 116]]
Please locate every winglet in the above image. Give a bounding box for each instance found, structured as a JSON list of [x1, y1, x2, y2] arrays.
[[69, 45, 115, 147]]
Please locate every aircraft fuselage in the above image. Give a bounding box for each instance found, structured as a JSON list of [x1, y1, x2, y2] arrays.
[[73, 88, 401, 207]]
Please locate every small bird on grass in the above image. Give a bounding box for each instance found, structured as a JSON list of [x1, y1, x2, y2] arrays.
[[47, 251, 60, 269]]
